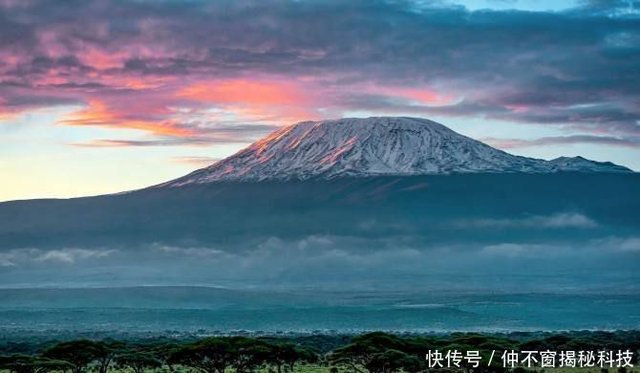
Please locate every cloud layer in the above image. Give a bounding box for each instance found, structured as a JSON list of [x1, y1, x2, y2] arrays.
[[1, 0, 639, 148]]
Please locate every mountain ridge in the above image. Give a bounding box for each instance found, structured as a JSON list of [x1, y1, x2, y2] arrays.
[[162, 117, 631, 187]]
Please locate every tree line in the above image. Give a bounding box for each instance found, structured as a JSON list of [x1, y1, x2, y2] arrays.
[[1, 331, 639, 373]]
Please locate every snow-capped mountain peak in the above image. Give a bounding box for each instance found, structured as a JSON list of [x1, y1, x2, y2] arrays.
[[163, 117, 632, 186]]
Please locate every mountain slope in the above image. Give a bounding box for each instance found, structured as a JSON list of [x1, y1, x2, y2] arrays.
[[163, 117, 631, 186], [547, 156, 631, 172]]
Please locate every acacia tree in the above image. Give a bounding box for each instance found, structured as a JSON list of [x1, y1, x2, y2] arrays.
[[267, 343, 318, 373], [329, 333, 410, 373], [33, 359, 75, 373], [0, 354, 38, 373], [227, 337, 271, 373], [42, 340, 123, 373], [366, 349, 422, 373], [139, 343, 180, 372], [0, 354, 73, 373], [94, 341, 125, 373], [43, 341, 102, 373], [115, 352, 161, 373], [268, 344, 297, 373], [168, 338, 233, 373]]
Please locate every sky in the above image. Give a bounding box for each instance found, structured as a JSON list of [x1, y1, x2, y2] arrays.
[[0, 0, 639, 201]]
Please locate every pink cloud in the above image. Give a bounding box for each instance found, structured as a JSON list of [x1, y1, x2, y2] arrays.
[[60, 99, 193, 137], [178, 79, 310, 106], [372, 85, 455, 106], [176, 78, 322, 124]]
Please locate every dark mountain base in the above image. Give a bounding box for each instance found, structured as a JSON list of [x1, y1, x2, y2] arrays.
[[2, 173, 638, 250]]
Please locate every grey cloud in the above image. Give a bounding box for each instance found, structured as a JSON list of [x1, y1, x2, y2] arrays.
[[34, 248, 115, 263], [1, 233, 638, 289], [170, 156, 221, 166], [578, 0, 640, 14], [70, 123, 279, 147], [154, 244, 228, 259], [454, 213, 598, 229], [619, 237, 640, 251], [0, 248, 116, 267], [482, 135, 640, 149], [481, 243, 529, 257], [593, 236, 640, 252]]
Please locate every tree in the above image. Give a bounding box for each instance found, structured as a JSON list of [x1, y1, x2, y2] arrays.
[[0, 354, 37, 373], [0, 354, 73, 373], [94, 340, 125, 373], [267, 343, 294, 373], [139, 342, 180, 372], [286, 346, 317, 372], [33, 359, 75, 373], [115, 352, 161, 373], [43, 341, 102, 373], [329, 333, 408, 373], [41, 340, 123, 373], [168, 338, 233, 373], [266, 343, 317, 373], [365, 349, 416, 373], [227, 337, 270, 373]]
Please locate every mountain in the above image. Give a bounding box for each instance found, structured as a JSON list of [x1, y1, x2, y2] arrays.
[[162, 117, 631, 186], [0, 117, 637, 290]]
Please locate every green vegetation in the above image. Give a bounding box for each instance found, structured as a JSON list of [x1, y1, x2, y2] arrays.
[[1, 331, 639, 373]]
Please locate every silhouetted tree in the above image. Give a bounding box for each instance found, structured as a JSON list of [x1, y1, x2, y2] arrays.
[[266, 343, 318, 373], [43, 340, 123, 373], [329, 333, 408, 373], [289, 347, 318, 371], [0, 354, 73, 373], [227, 337, 270, 373], [168, 338, 233, 373], [94, 340, 125, 373], [366, 349, 417, 373], [140, 342, 180, 372], [43, 341, 102, 373], [115, 352, 161, 373]]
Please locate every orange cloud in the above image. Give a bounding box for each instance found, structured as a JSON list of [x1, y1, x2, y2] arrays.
[[0, 112, 16, 121], [61, 100, 192, 137]]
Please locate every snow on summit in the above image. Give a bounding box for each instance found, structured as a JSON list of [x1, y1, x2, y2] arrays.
[[164, 117, 632, 186]]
